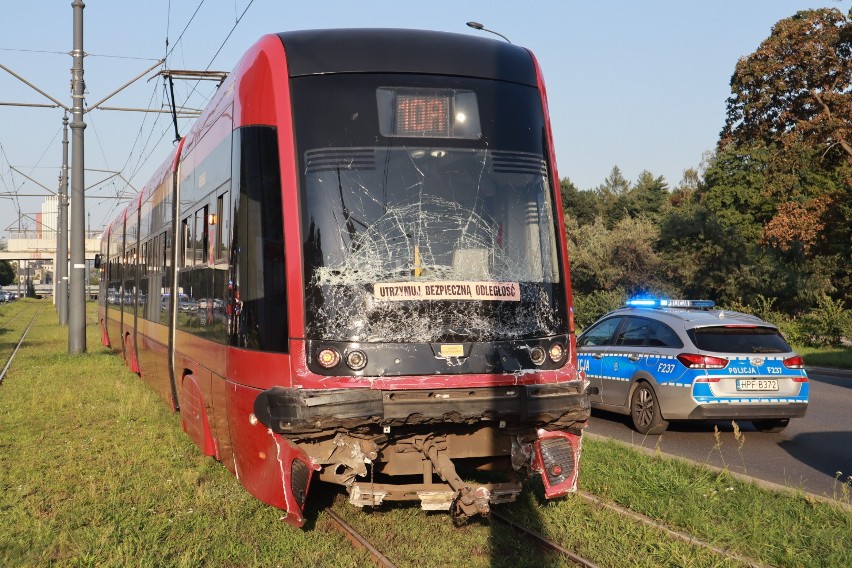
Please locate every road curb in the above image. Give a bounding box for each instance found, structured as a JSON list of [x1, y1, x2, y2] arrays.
[[583, 431, 852, 512], [805, 366, 852, 378]]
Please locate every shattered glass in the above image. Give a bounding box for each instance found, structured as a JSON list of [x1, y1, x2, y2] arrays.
[[302, 147, 566, 343]]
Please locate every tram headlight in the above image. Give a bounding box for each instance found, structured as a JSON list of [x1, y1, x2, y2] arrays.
[[317, 348, 341, 369], [345, 350, 367, 371], [548, 342, 566, 363], [530, 346, 547, 366]]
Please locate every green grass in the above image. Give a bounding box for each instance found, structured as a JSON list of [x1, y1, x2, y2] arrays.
[[795, 345, 852, 369], [0, 300, 371, 567], [574, 438, 852, 567], [1, 299, 850, 567]]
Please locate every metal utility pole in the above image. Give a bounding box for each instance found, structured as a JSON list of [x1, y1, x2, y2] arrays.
[[57, 114, 69, 326], [69, 0, 86, 353]]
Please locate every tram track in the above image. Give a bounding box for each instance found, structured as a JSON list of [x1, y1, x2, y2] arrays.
[[0, 302, 43, 386], [0, 303, 30, 326], [326, 508, 399, 568], [490, 510, 601, 567], [326, 503, 600, 568], [576, 491, 771, 568], [325, 487, 770, 568]]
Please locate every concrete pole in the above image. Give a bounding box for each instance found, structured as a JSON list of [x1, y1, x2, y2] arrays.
[[57, 114, 69, 325], [68, 0, 86, 353]]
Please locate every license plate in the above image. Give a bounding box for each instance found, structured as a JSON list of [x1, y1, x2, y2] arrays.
[[736, 379, 778, 391]]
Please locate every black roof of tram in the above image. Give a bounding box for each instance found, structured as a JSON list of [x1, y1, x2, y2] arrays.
[[277, 28, 538, 87]]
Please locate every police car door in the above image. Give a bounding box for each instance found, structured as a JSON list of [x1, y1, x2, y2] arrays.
[[577, 316, 624, 405], [604, 317, 653, 408]]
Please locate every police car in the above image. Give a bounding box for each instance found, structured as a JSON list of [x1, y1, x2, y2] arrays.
[[577, 298, 808, 435]]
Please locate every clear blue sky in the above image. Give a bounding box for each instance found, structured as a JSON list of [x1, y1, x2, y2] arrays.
[[1, 0, 847, 237]]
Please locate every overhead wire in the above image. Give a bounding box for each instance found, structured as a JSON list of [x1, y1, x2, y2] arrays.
[[164, 0, 207, 61], [93, 0, 192, 228], [204, 0, 255, 72], [97, 112, 160, 226], [0, 141, 25, 233], [173, 0, 255, 126], [0, 47, 160, 61], [49, 0, 253, 235], [0, 124, 63, 234]]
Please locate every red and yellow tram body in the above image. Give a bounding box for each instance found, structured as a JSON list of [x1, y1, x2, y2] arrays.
[[98, 29, 591, 527]]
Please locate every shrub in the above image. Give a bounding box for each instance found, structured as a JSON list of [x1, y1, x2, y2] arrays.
[[573, 289, 626, 329], [797, 295, 851, 347]]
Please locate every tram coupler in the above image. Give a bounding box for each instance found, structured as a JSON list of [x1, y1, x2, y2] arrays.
[[421, 438, 491, 520]]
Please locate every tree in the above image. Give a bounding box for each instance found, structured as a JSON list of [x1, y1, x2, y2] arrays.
[[560, 178, 600, 227], [707, 8, 852, 308], [566, 215, 671, 297], [721, 8, 852, 163], [595, 166, 632, 225], [622, 170, 669, 221], [0, 260, 14, 286], [683, 140, 851, 309]]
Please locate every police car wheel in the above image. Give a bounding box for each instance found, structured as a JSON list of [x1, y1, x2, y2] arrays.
[[752, 419, 789, 433], [630, 382, 668, 435]]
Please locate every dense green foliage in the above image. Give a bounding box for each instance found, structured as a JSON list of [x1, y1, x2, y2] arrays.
[[0, 260, 14, 286], [563, 7, 852, 345]]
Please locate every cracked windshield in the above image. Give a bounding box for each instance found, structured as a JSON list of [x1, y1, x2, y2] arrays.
[[296, 76, 567, 343]]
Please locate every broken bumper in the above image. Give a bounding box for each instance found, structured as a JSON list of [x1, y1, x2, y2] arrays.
[[253, 382, 590, 433]]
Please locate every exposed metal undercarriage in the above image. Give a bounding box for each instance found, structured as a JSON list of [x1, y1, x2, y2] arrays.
[[254, 381, 590, 521]]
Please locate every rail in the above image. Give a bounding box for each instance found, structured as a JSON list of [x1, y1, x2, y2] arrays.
[[0, 303, 43, 385]]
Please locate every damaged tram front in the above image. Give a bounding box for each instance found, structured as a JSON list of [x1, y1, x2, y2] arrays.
[[249, 30, 591, 525]]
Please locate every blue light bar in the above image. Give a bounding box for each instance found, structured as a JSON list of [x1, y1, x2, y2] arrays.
[[626, 298, 660, 307], [626, 298, 716, 309]]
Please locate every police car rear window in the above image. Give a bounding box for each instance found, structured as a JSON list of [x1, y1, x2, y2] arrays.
[[687, 326, 791, 354]]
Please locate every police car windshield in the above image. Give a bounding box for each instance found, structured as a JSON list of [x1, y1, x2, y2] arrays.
[[687, 326, 791, 354]]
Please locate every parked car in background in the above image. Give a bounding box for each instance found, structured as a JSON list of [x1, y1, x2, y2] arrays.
[[178, 297, 198, 312], [578, 298, 808, 434]]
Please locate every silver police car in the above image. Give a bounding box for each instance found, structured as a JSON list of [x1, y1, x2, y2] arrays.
[[578, 299, 808, 435]]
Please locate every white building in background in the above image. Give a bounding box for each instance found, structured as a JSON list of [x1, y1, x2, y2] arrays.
[[37, 196, 59, 239], [3, 196, 99, 289]]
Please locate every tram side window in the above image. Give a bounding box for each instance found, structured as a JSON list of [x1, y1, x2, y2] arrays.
[[159, 230, 171, 325], [139, 241, 149, 317], [194, 206, 208, 265], [181, 218, 192, 268], [141, 242, 148, 278], [216, 192, 229, 260], [123, 247, 137, 315], [230, 126, 287, 352], [108, 257, 121, 305]]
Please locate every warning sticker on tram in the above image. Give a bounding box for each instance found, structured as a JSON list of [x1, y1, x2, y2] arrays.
[[373, 281, 521, 302]]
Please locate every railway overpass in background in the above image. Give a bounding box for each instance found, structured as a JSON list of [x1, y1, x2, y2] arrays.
[[0, 231, 102, 299], [0, 232, 101, 260]]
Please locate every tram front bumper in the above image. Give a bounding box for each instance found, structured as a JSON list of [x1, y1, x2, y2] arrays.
[[253, 383, 590, 434]]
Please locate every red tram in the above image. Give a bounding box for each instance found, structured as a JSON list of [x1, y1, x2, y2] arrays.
[[97, 29, 591, 527]]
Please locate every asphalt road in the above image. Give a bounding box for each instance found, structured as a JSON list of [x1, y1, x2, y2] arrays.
[[585, 367, 852, 499]]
